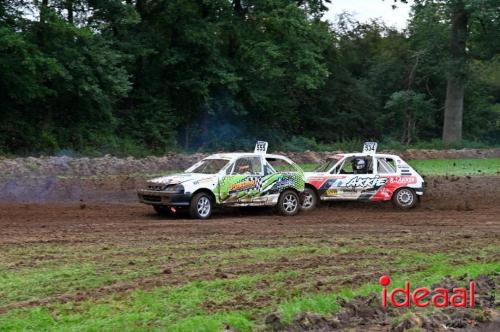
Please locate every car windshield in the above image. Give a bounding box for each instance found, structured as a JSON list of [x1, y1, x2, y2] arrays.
[[314, 157, 342, 172], [186, 159, 230, 174]]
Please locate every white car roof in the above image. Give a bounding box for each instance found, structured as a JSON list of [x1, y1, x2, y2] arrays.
[[205, 153, 294, 161]]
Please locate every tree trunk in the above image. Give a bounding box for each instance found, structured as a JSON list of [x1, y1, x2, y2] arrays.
[[233, 0, 244, 16], [184, 123, 190, 150], [443, 75, 465, 145], [66, 0, 73, 24], [136, 0, 145, 17], [40, 0, 49, 23], [442, 1, 468, 146]]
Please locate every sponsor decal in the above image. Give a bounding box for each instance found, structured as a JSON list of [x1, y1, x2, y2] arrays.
[[379, 275, 474, 308], [325, 189, 338, 196], [344, 176, 387, 188], [387, 176, 417, 184], [229, 179, 256, 192]]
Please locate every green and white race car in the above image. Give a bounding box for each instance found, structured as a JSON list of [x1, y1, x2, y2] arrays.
[[137, 142, 305, 219]]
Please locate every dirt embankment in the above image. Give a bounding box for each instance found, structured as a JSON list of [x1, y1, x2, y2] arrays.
[[0, 148, 498, 204], [0, 173, 498, 213], [0, 148, 499, 178]]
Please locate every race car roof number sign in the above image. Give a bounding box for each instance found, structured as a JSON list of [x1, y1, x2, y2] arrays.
[[363, 142, 378, 154], [254, 141, 268, 154]]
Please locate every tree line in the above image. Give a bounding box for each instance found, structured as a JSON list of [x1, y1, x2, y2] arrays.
[[0, 0, 499, 155]]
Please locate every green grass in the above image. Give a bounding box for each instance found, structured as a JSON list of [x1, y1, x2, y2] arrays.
[[300, 158, 500, 176], [408, 158, 500, 176], [1, 250, 498, 332], [0, 261, 164, 307], [0, 243, 360, 307]]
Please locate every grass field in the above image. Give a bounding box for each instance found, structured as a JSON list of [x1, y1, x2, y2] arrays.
[[1, 234, 498, 331], [300, 158, 500, 176], [408, 158, 500, 176]]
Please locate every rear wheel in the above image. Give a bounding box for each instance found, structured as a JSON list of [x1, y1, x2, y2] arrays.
[[189, 192, 213, 219], [277, 190, 300, 216], [392, 188, 418, 209], [300, 187, 318, 211]]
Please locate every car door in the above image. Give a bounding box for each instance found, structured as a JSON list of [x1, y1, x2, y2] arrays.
[[371, 156, 411, 201], [324, 155, 379, 200], [217, 156, 264, 204]]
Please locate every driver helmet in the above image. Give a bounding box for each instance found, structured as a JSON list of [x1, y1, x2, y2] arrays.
[[353, 158, 366, 171]]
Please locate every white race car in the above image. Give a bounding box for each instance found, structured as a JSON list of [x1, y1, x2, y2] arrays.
[[138, 142, 305, 219], [301, 142, 425, 210]]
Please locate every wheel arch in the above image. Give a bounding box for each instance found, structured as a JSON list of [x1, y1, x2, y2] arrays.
[[390, 186, 416, 198], [304, 183, 319, 194], [280, 186, 300, 196], [191, 188, 216, 203]]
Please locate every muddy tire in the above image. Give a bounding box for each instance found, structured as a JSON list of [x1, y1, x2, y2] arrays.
[[277, 190, 300, 216], [392, 188, 418, 209], [153, 205, 173, 216], [300, 187, 318, 211], [189, 192, 213, 219]]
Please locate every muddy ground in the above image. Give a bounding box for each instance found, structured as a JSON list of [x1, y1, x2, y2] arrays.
[[0, 175, 499, 330], [1, 174, 499, 211]]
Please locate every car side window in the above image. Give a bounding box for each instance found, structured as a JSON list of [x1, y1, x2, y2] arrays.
[[339, 156, 374, 174], [232, 157, 263, 175], [339, 158, 354, 174], [377, 158, 396, 174], [265, 158, 296, 173], [263, 162, 275, 175]]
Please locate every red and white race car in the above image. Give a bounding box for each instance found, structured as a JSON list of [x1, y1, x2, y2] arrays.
[[300, 142, 424, 210]]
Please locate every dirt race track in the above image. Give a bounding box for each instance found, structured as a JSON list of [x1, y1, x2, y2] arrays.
[[0, 176, 499, 331]]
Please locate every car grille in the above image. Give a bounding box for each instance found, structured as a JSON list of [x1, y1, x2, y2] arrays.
[[148, 184, 167, 191], [142, 195, 161, 202]]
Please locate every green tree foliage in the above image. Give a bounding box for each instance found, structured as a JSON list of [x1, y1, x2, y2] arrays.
[[392, 0, 500, 145], [0, 0, 498, 155], [384, 90, 435, 145]]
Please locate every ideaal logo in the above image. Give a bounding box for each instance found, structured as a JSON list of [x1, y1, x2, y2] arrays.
[[379, 275, 475, 308]]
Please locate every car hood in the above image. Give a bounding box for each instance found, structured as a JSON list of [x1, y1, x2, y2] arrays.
[[148, 173, 215, 185]]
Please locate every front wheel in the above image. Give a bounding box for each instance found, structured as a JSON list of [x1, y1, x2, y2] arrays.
[[189, 192, 213, 219], [392, 188, 418, 209], [277, 190, 300, 216], [300, 187, 318, 211]]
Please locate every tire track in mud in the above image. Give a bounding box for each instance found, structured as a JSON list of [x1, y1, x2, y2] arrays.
[[0, 205, 500, 312]]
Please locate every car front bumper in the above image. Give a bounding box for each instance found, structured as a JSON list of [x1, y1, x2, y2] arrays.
[[137, 190, 191, 206], [414, 186, 424, 195]]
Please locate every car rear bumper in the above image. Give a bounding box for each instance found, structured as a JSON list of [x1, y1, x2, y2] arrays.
[[137, 190, 191, 206]]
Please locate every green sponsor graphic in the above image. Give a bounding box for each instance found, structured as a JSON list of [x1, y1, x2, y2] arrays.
[[214, 173, 304, 204]]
